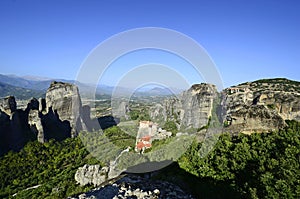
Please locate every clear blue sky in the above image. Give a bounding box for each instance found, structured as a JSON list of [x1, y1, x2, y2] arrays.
[[0, 0, 299, 89]]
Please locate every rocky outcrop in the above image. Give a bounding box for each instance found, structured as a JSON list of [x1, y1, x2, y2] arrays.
[[253, 92, 300, 121], [0, 96, 38, 155], [0, 110, 11, 155], [222, 78, 300, 134], [28, 109, 44, 143], [151, 79, 300, 135], [27, 98, 44, 142], [0, 96, 17, 116], [150, 83, 218, 131], [0, 81, 96, 155], [46, 81, 85, 137], [224, 105, 286, 134], [28, 81, 94, 142], [179, 84, 217, 129], [75, 164, 109, 186], [70, 174, 195, 199], [113, 101, 130, 120]]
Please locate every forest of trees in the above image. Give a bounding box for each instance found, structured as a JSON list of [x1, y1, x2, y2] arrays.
[[158, 120, 300, 198], [0, 120, 299, 198], [0, 138, 99, 198]]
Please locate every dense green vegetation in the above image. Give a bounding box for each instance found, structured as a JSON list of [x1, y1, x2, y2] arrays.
[[163, 120, 178, 135], [1, 121, 299, 198], [0, 138, 99, 199], [104, 126, 136, 149], [157, 120, 300, 198], [253, 78, 300, 86], [128, 107, 151, 121], [238, 78, 300, 86], [238, 78, 300, 93]]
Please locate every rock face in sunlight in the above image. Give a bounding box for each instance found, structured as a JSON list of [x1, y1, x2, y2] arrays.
[[75, 164, 109, 186], [223, 105, 286, 134], [179, 84, 217, 129], [222, 78, 300, 134], [150, 83, 218, 130], [28, 109, 44, 143], [46, 81, 86, 137], [150, 78, 300, 134]]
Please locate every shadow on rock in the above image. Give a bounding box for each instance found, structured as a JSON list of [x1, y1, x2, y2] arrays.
[[97, 116, 119, 130], [41, 107, 71, 141]]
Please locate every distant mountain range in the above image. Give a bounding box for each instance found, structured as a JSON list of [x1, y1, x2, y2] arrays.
[[0, 74, 75, 91], [134, 86, 182, 96], [0, 74, 78, 99], [0, 74, 183, 99], [0, 82, 44, 99]]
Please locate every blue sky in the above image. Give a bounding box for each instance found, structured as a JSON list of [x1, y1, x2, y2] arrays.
[[0, 0, 299, 89]]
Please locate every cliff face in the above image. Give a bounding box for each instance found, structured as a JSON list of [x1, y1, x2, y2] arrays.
[[0, 81, 93, 155], [150, 83, 218, 130], [46, 81, 85, 137], [150, 78, 300, 134], [1, 78, 299, 155], [224, 105, 286, 134], [0, 96, 17, 116], [222, 78, 300, 134], [180, 84, 217, 129], [0, 97, 35, 155]]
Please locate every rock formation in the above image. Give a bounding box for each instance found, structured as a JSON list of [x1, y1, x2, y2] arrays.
[[150, 79, 300, 134], [1, 78, 299, 155], [75, 164, 109, 186], [0, 96, 17, 116], [224, 105, 286, 135], [0, 96, 36, 155], [150, 83, 218, 131], [179, 84, 217, 129], [28, 109, 44, 143], [112, 101, 130, 120], [46, 81, 85, 137], [222, 78, 300, 134], [0, 81, 95, 155], [70, 174, 195, 199], [26, 81, 97, 142], [0, 109, 11, 155]]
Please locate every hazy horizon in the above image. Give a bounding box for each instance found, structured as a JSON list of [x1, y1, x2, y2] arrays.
[[1, 72, 300, 91]]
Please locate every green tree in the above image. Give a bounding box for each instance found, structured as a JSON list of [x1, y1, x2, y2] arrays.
[[163, 120, 178, 135]]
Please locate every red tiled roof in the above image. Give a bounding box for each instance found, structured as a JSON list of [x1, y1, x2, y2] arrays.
[[136, 141, 152, 150]]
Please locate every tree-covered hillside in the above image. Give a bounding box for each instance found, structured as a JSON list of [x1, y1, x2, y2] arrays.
[[0, 121, 299, 198], [0, 138, 99, 199], [158, 120, 300, 198]]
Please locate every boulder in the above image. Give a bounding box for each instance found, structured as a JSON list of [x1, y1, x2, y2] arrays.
[[75, 164, 109, 186]]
